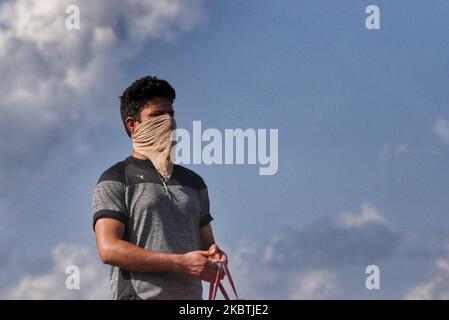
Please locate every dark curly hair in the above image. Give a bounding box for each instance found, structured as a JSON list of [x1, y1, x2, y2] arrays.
[[120, 76, 176, 137]]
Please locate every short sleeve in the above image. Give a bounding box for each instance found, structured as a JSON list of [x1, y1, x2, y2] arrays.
[[92, 180, 128, 230], [198, 187, 214, 228]]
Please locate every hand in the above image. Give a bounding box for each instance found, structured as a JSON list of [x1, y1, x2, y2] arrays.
[[207, 244, 228, 264], [180, 250, 224, 283]]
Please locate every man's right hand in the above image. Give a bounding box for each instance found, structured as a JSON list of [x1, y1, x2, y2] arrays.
[[179, 250, 224, 283]]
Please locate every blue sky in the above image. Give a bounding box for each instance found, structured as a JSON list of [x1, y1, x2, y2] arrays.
[[0, 0, 449, 299]]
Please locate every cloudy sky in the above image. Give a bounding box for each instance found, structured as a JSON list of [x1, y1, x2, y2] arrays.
[[0, 0, 449, 299]]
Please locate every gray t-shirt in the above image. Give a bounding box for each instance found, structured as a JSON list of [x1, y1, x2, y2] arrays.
[[92, 155, 213, 300]]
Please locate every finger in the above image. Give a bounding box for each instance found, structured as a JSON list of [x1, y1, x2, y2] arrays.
[[204, 270, 221, 283], [206, 260, 220, 271], [205, 270, 218, 280], [206, 265, 223, 281], [200, 270, 217, 283], [208, 244, 218, 256], [203, 267, 219, 281], [197, 250, 211, 256]]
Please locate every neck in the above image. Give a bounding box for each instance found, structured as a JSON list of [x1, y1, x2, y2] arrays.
[[131, 150, 148, 160]]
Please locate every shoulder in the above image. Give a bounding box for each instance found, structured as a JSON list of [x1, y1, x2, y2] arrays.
[[96, 158, 130, 185], [173, 164, 207, 190]]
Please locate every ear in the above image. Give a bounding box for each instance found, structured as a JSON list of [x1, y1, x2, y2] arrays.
[[125, 117, 139, 136]]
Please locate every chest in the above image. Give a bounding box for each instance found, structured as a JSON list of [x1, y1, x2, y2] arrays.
[[125, 183, 201, 221]]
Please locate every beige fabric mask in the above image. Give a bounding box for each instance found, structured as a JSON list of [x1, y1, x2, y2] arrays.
[[131, 114, 177, 180]]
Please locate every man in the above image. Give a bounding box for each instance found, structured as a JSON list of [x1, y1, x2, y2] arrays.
[[92, 76, 226, 300]]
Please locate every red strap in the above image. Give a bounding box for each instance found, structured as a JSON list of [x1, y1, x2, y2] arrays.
[[209, 262, 239, 300], [222, 263, 239, 299], [209, 266, 222, 300], [218, 282, 229, 300]]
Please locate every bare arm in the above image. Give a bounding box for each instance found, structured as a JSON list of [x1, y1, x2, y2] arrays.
[[200, 223, 216, 250], [200, 223, 228, 263], [95, 218, 219, 282]]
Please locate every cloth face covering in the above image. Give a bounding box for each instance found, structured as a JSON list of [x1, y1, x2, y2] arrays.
[[131, 114, 177, 180]]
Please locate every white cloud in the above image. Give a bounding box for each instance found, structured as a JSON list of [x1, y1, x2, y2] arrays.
[[223, 203, 408, 299], [225, 242, 340, 299], [0, 0, 203, 111], [1, 243, 110, 300], [222, 241, 284, 299], [404, 249, 449, 300], [289, 271, 338, 300], [0, 203, 434, 300], [263, 203, 401, 268], [0, 0, 205, 272], [433, 118, 449, 145], [339, 203, 386, 228], [0, 0, 204, 175]]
